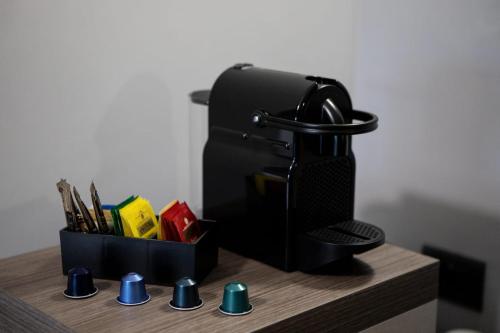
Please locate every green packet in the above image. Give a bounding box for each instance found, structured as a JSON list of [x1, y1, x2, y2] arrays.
[[111, 195, 137, 236]]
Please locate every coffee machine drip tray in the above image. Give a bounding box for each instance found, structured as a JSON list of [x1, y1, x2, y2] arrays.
[[297, 220, 385, 271]]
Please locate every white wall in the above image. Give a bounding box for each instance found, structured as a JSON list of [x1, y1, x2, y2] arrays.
[[352, 1, 500, 332], [0, 1, 354, 256]]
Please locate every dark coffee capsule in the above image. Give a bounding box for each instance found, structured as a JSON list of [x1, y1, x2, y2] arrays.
[[169, 277, 203, 311], [116, 272, 151, 306], [63, 267, 98, 299], [219, 281, 253, 315]]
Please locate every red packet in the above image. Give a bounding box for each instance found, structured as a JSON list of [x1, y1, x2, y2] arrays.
[[159, 200, 180, 241], [160, 201, 201, 243], [160, 214, 180, 241], [170, 203, 201, 242], [180, 203, 201, 240]]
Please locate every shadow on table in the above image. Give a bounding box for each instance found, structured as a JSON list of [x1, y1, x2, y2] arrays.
[[294, 257, 374, 291], [202, 251, 246, 285], [308, 257, 374, 277], [94, 281, 112, 291], [148, 287, 164, 297], [360, 192, 500, 333]]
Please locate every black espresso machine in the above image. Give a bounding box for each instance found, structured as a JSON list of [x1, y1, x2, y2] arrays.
[[191, 64, 385, 272]]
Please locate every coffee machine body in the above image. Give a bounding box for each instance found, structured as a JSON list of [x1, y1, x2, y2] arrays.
[[199, 64, 384, 271]]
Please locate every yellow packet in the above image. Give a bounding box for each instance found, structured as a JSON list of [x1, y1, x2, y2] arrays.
[[119, 196, 158, 239]]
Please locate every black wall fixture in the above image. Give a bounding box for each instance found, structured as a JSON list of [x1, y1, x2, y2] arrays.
[[423, 244, 485, 311]]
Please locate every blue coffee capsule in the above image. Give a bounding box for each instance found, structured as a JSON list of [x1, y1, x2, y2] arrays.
[[219, 282, 253, 316], [63, 267, 98, 299], [169, 277, 203, 311], [116, 272, 151, 306]]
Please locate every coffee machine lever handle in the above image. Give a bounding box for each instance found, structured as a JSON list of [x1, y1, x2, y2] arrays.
[[251, 109, 378, 135]]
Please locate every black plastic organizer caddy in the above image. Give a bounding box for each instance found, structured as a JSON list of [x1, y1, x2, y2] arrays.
[[59, 220, 218, 285]]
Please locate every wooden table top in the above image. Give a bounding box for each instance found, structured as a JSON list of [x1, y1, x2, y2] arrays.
[[0, 244, 438, 333]]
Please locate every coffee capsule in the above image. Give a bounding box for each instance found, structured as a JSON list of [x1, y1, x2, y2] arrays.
[[219, 281, 253, 316], [169, 277, 203, 311], [116, 272, 151, 306], [63, 267, 98, 299]]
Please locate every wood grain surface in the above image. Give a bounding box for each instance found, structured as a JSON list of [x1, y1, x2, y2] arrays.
[[0, 244, 438, 333], [0, 288, 72, 333]]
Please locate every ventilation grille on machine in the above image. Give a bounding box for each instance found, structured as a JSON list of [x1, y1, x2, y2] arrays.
[[295, 157, 354, 231]]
